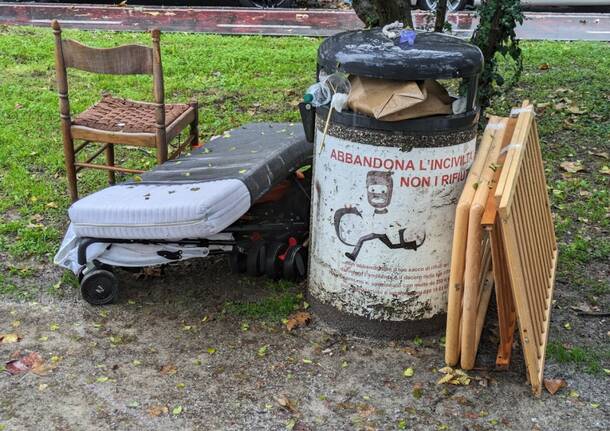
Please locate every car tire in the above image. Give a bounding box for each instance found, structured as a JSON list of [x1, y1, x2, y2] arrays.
[[418, 0, 469, 12], [239, 0, 295, 8]]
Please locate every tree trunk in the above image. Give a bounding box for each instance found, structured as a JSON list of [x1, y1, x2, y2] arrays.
[[352, 0, 413, 28], [434, 0, 448, 32]]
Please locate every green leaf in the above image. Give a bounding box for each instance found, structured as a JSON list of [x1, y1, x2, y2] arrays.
[[96, 376, 109, 383], [257, 345, 268, 357], [403, 367, 414, 378], [172, 405, 183, 416]]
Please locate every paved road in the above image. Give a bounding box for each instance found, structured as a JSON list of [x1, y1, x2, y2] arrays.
[[0, 3, 609, 40]]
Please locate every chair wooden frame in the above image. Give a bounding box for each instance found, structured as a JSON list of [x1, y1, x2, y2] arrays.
[[52, 20, 199, 201]]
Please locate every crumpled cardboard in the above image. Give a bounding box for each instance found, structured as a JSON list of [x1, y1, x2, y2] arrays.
[[347, 76, 453, 121]]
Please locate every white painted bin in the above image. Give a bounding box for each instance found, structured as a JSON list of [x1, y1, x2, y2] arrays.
[[308, 29, 483, 337]]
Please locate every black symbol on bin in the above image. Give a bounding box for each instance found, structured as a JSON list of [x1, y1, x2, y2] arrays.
[[334, 170, 425, 261]]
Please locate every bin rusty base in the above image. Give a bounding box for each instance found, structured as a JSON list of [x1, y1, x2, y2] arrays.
[[308, 295, 445, 340]]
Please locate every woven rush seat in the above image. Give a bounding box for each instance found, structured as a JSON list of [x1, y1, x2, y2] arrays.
[[73, 95, 190, 133]]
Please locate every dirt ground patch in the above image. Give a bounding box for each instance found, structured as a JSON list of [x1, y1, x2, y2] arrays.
[[1, 259, 608, 431]]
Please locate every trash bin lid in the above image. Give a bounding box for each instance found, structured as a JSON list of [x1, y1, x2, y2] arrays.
[[318, 29, 483, 81]]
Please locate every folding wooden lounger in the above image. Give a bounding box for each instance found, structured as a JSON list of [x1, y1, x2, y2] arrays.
[[55, 122, 313, 305]]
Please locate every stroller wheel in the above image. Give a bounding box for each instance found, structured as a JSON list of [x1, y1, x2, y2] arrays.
[[246, 241, 266, 276], [265, 241, 288, 280], [283, 245, 307, 281], [80, 269, 119, 305], [229, 247, 247, 274]]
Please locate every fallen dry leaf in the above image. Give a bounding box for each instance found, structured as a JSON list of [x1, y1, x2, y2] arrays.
[[286, 311, 311, 331], [159, 363, 177, 375], [276, 396, 298, 413], [544, 378, 567, 395], [0, 333, 21, 344], [437, 367, 471, 386], [593, 151, 609, 159], [147, 404, 169, 417], [538, 63, 549, 70], [567, 105, 586, 115], [599, 165, 610, 176], [559, 161, 585, 173], [5, 352, 48, 375]]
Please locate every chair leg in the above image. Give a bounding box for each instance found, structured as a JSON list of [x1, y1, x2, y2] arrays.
[[63, 133, 78, 202], [189, 100, 199, 148], [105, 144, 116, 185]]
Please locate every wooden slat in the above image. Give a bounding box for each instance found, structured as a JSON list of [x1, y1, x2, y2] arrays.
[[479, 116, 518, 369], [474, 270, 494, 351], [481, 116, 517, 227], [490, 218, 516, 368], [74, 162, 144, 175], [166, 107, 196, 143], [62, 39, 153, 75], [460, 118, 507, 370], [71, 125, 156, 148], [81, 143, 109, 165], [444, 116, 503, 366], [494, 102, 535, 210]]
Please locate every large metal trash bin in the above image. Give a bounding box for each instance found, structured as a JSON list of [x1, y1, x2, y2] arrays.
[[308, 29, 484, 338]]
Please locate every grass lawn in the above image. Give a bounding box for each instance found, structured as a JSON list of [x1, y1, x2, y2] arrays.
[[0, 27, 608, 369]]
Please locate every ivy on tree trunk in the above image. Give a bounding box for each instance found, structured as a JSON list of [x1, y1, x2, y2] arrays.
[[434, 0, 448, 32], [471, 0, 524, 110]]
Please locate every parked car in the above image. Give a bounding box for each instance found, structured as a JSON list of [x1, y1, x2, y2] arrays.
[[417, 0, 610, 12]]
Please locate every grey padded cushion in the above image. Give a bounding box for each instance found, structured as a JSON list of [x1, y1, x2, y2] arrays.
[[132, 122, 312, 201]]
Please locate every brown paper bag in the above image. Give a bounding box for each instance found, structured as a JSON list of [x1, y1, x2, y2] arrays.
[[347, 76, 453, 121]]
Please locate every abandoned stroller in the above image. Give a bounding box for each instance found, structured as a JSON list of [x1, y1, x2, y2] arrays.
[[55, 122, 313, 305]]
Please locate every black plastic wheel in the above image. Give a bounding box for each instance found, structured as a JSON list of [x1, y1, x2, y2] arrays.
[[80, 269, 119, 305], [246, 241, 267, 276], [78, 261, 112, 283], [229, 247, 248, 274], [282, 245, 307, 281], [265, 241, 288, 280]]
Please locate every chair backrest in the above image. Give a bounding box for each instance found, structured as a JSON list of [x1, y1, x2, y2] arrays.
[[51, 20, 165, 121], [60, 39, 154, 75]]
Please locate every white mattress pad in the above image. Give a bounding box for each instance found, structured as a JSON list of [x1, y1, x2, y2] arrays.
[[69, 179, 250, 240]]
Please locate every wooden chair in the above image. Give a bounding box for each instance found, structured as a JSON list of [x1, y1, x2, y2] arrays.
[[51, 20, 199, 202]]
